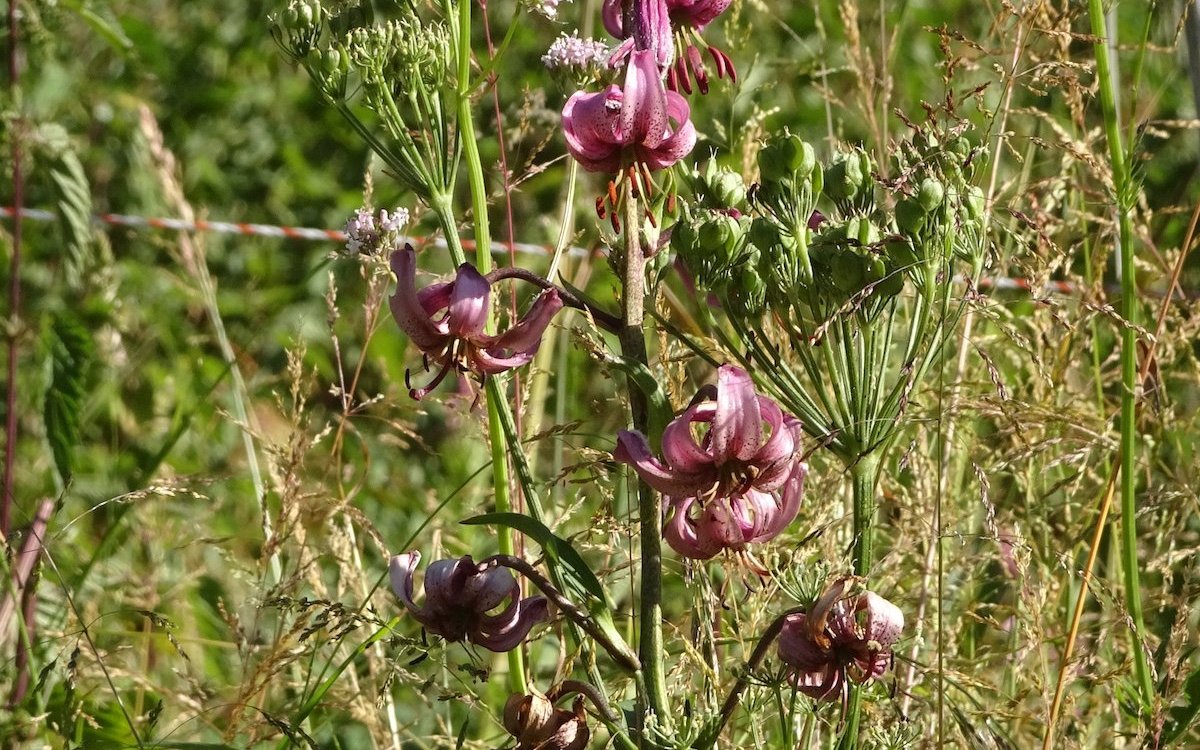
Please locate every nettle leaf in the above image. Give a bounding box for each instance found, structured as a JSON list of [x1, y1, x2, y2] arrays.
[[47, 148, 94, 288], [43, 313, 94, 483]]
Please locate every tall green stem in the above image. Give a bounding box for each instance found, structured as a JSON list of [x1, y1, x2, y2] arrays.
[[1087, 0, 1154, 708], [619, 186, 671, 736], [841, 450, 882, 749], [450, 0, 528, 696]]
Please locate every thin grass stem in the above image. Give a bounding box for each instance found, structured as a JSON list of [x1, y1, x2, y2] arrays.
[[1085, 0, 1155, 710]]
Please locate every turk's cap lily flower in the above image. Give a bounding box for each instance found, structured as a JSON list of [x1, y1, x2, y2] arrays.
[[603, 0, 731, 48], [389, 245, 563, 399], [614, 364, 807, 559], [389, 551, 549, 652], [604, 0, 737, 95], [667, 0, 732, 30], [778, 578, 904, 701], [602, 0, 674, 69], [562, 49, 696, 174], [662, 469, 804, 560]]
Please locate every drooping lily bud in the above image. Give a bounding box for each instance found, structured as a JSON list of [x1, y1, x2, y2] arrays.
[[389, 552, 549, 652], [503, 692, 590, 750], [614, 365, 807, 560]]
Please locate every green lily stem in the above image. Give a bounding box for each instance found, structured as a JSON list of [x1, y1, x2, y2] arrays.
[[451, 0, 527, 696], [841, 450, 883, 750], [619, 184, 672, 735], [1087, 0, 1154, 709]]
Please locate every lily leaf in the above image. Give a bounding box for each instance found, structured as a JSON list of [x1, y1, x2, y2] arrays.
[[462, 511, 609, 606]]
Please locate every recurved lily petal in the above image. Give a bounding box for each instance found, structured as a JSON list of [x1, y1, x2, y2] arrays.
[[390, 247, 448, 351], [664, 497, 722, 559], [699, 497, 749, 550], [417, 281, 453, 320], [461, 566, 519, 614], [789, 662, 844, 702], [750, 399, 793, 466], [619, 50, 668, 148], [779, 613, 827, 671], [737, 489, 778, 542], [602, 0, 673, 68], [711, 364, 763, 463], [562, 87, 625, 173], [491, 289, 564, 357], [471, 348, 539, 376], [762, 463, 806, 539], [861, 591, 904, 648], [476, 596, 550, 652], [389, 552, 421, 613], [669, 0, 733, 29], [601, 0, 623, 39], [642, 91, 696, 170], [614, 430, 718, 497], [446, 264, 492, 337], [660, 403, 715, 474], [634, 0, 673, 67]]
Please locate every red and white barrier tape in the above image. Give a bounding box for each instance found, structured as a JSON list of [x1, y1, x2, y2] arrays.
[[2, 205, 1084, 295], [0, 205, 573, 261]]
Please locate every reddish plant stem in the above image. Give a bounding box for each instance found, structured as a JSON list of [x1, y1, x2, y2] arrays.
[[5, 499, 52, 707], [3, 0, 24, 538]]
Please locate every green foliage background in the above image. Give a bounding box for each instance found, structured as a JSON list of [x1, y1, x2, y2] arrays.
[[3, 0, 1200, 748]]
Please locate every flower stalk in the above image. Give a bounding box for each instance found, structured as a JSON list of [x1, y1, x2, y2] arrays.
[[619, 180, 673, 733], [452, 0, 529, 694]]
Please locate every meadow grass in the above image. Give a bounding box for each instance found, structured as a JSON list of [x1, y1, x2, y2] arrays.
[[2, 1, 1200, 748]]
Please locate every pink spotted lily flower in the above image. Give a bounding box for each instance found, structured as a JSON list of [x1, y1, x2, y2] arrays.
[[613, 365, 806, 561], [390, 551, 549, 652], [778, 578, 904, 702], [603, 0, 674, 69], [562, 49, 696, 175], [603, 0, 736, 94], [389, 245, 563, 399]]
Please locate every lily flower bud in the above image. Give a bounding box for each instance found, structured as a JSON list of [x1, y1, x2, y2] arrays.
[[503, 693, 590, 750]]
